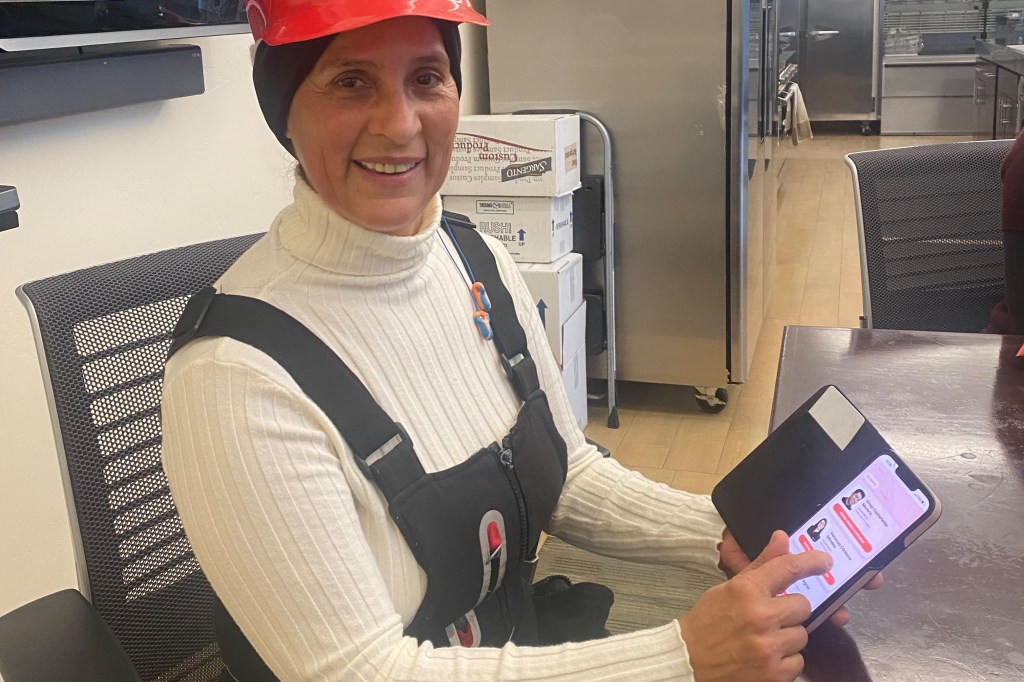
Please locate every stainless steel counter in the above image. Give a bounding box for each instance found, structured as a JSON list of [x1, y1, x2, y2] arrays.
[[880, 53, 979, 134], [976, 40, 1024, 139], [977, 39, 1024, 76], [883, 54, 977, 65]]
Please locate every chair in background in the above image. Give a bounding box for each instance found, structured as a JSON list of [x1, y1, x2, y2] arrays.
[[845, 139, 1012, 332], [4, 233, 261, 681]]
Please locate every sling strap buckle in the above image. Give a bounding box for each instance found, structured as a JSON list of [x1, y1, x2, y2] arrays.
[[356, 421, 414, 482], [365, 421, 411, 467], [500, 352, 539, 401], [168, 286, 217, 357]]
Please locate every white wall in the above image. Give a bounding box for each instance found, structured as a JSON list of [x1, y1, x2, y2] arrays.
[[460, 2, 491, 117], [0, 24, 489, 620], [0, 33, 295, 618]]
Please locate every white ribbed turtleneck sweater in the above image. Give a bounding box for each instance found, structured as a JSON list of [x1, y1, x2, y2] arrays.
[[161, 179, 726, 681]]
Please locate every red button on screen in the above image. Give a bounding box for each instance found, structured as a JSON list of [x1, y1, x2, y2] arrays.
[[834, 503, 872, 553]]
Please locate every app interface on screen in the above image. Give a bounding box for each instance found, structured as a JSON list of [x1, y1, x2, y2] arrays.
[[785, 453, 930, 610]]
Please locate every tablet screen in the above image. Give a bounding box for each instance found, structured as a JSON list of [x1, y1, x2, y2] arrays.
[[784, 453, 931, 610]]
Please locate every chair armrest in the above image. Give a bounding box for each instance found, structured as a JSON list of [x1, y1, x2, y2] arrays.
[[0, 589, 142, 682]]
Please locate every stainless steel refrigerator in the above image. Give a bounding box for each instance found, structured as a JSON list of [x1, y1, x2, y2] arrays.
[[782, 0, 882, 124], [486, 0, 775, 393]]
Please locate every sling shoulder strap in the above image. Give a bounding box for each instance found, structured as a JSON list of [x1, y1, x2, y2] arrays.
[[166, 212, 540, 496], [167, 286, 422, 498], [441, 212, 540, 399]]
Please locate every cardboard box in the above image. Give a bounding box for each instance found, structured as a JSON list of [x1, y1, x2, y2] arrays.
[[443, 114, 581, 197], [560, 301, 587, 368], [517, 253, 584, 364], [443, 195, 573, 263], [561, 340, 589, 431]]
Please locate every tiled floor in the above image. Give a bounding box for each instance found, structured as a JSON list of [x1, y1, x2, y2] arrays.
[[584, 133, 972, 492]]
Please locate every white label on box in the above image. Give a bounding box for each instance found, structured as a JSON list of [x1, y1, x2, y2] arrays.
[[475, 200, 515, 215], [565, 142, 579, 172]]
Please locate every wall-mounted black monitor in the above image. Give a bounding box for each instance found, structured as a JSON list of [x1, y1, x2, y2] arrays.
[[0, 1, 250, 51]]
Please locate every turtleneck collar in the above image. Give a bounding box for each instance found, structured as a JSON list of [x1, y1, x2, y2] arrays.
[[273, 176, 442, 283]]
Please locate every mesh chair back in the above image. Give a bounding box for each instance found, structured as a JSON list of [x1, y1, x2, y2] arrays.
[[845, 140, 1011, 332], [16, 234, 262, 681]]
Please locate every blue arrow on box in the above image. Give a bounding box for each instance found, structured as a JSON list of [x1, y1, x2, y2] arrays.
[[537, 299, 547, 326]]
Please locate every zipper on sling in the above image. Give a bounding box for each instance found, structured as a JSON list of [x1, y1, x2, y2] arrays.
[[499, 436, 530, 562]]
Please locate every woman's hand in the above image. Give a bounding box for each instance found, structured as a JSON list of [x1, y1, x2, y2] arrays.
[[717, 528, 750, 578], [680, 531, 829, 682], [717, 528, 884, 627]]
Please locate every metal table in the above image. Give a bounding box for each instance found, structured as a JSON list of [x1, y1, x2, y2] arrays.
[[771, 326, 1024, 682]]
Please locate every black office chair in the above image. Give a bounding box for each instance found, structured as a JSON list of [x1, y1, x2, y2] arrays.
[[845, 139, 1012, 332], [5, 234, 261, 682]]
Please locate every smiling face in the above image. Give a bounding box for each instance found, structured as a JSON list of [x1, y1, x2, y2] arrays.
[[286, 17, 460, 236]]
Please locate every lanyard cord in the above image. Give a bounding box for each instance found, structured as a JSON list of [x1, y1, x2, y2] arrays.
[[438, 217, 494, 341], [438, 216, 476, 290]]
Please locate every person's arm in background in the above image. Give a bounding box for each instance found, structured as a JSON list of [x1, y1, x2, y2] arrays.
[[1005, 232, 1024, 334], [1002, 129, 1024, 334]]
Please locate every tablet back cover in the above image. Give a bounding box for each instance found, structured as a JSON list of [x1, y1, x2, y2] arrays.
[[711, 385, 890, 559]]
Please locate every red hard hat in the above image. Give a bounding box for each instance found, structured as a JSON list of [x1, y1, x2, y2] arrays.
[[245, 0, 490, 45]]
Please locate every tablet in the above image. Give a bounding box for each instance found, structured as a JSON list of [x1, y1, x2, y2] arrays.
[[711, 385, 942, 632]]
